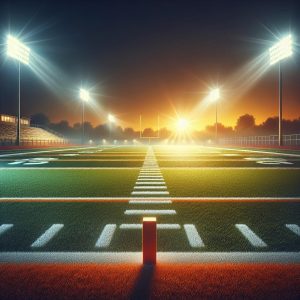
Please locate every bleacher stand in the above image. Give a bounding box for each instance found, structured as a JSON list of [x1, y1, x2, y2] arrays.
[[0, 114, 67, 146]]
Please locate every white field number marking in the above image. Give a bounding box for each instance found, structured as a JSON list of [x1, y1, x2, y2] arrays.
[[8, 157, 58, 165], [244, 157, 293, 165]]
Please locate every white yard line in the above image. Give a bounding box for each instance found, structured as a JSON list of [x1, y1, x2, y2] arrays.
[[2, 167, 300, 170], [0, 252, 299, 263], [0, 224, 13, 236], [209, 146, 300, 158], [1, 196, 300, 201], [184, 224, 205, 248], [286, 224, 300, 236], [235, 224, 267, 247], [129, 200, 172, 204], [120, 224, 180, 229], [95, 224, 117, 248], [124, 209, 176, 215], [31, 224, 64, 248]]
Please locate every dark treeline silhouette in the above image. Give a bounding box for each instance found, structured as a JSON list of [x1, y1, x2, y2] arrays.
[[30, 113, 300, 141]]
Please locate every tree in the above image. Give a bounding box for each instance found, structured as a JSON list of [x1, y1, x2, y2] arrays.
[[235, 114, 256, 135], [143, 128, 155, 137]]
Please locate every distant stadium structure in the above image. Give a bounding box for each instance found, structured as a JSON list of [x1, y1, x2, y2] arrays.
[[0, 113, 67, 146]]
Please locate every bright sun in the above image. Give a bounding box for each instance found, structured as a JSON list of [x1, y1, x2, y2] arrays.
[[176, 118, 189, 132]]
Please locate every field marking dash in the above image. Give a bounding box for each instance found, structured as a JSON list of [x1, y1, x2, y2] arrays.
[[120, 224, 180, 229], [184, 224, 205, 248], [134, 186, 167, 190], [124, 209, 176, 215], [135, 181, 165, 185], [131, 191, 169, 195], [95, 224, 117, 248], [0, 224, 13, 236], [286, 224, 300, 236], [31, 224, 64, 248], [129, 200, 172, 204], [235, 224, 267, 247]]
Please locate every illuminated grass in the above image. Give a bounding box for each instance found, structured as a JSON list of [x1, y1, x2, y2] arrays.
[[163, 169, 300, 197], [0, 169, 139, 197], [0, 202, 299, 252]]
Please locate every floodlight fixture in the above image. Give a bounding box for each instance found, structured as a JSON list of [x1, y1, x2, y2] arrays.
[[209, 88, 220, 102], [79, 88, 90, 102], [108, 114, 116, 123], [269, 35, 292, 66], [7, 35, 30, 65]]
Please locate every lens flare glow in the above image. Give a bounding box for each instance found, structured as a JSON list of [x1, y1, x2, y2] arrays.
[[79, 88, 90, 102], [209, 88, 220, 102], [269, 35, 293, 65], [108, 114, 116, 123], [7, 35, 30, 65]]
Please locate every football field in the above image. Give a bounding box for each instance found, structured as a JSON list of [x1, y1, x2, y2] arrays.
[[0, 145, 300, 263]]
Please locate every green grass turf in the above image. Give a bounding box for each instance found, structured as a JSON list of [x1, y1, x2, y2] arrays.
[[0, 169, 139, 197], [162, 169, 300, 197], [0, 202, 299, 251]]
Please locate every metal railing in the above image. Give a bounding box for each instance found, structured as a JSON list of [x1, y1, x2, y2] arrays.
[[220, 134, 300, 146], [0, 138, 68, 146]]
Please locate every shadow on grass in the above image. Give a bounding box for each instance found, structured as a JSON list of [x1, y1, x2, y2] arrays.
[[130, 264, 155, 300]]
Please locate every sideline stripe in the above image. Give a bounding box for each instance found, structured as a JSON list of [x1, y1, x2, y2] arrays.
[[95, 224, 117, 248], [31, 224, 64, 248], [120, 224, 180, 229], [1, 197, 300, 202], [184, 224, 205, 248], [124, 209, 176, 215], [235, 224, 267, 247], [0, 224, 13, 236], [1, 252, 299, 263], [286, 224, 300, 236], [129, 200, 172, 204]]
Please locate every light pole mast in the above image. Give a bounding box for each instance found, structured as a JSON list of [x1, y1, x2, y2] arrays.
[[269, 35, 293, 146], [79, 88, 90, 145], [7, 35, 30, 146]]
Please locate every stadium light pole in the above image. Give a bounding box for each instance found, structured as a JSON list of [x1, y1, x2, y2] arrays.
[[269, 35, 293, 146], [108, 114, 116, 142], [79, 88, 90, 144], [209, 88, 220, 144], [6, 35, 30, 146]]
